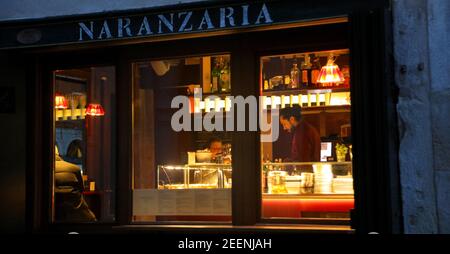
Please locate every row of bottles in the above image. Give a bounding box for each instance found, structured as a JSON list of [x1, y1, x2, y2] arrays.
[[210, 56, 231, 94], [289, 54, 322, 89], [262, 54, 350, 91]]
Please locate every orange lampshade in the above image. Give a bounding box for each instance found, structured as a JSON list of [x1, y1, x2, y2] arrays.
[[55, 93, 68, 109], [86, 103, 105, 116], [317, 56, 345, 84]]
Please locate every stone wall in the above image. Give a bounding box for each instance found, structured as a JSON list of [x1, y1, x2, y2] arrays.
[[393, 0, 450, 233]]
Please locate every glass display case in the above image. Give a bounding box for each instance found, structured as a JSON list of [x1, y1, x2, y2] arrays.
[[157, 164, 232, 190], [262, 162, 354, 219], [262, 162, 353, 195]]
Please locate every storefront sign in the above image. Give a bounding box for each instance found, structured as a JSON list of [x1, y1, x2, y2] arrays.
[[78, 3, 272, 41], [0, 2, 274, 49], [0, 0, 387, 49]]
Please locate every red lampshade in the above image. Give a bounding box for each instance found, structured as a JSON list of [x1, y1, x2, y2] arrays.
[[317, 56, 345, 85], [86, 103, 105, 116], [55, 93, 68, 109]]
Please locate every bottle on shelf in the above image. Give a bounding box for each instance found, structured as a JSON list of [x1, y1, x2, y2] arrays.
[[211, 58, 221, 93], [284, 75, 291, 88], [290, 60, 300, 89], [341, 65, 350, 88], [220, 59, 231, 93], [263, 73, 269, 91], [262, 155, 270, 193], [310, 56, 322, 88], [279, 56, 286, 90], [301, 54, 312, 88]]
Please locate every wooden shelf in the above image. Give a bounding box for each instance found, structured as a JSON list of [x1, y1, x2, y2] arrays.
[[195, 92, 231, 97], [55, 108, 86, 121], [263, 105, 350, 115], [262, 87, 349, 96], [302, 105, 350, 115]]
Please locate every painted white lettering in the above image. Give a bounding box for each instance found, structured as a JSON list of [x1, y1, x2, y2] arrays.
[[137, 17, 153, 36], [255, 3, 273, 24], [78, 21, 94, 41], [118, 18, 133, 37], [98, 20, 112, 39], [220, 7, 235, 28], [241, 5, 250, 26], [178, 11, 193, 32], [198, 9, 214, 30], [158, 13, 174, 33]]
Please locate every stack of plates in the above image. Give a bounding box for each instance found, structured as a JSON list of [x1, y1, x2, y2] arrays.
[[332, 176, 354, 194], [313, 164, 333, 194], [285, 175, 302, 194]]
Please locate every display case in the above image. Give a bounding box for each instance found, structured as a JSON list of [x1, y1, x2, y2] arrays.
[[262, 162, 353, 195], [261, 162, 353, 219], [157, 164, 232, 190]]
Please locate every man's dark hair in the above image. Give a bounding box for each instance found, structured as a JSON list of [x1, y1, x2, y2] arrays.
[[279, 104, 302, 120]]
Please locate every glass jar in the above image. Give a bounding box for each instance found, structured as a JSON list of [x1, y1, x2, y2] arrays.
[[268, 171, 288, 194]]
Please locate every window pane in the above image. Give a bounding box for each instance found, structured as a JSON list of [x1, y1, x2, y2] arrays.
[[260, 50, 354, 220], [132, 55, 232, 222], [53, 67, 116, 223]]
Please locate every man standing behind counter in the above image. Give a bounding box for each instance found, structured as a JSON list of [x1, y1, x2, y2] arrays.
[[279, 105, 321, 162]]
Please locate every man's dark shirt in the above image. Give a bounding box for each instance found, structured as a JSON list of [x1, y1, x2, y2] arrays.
[[290, 120, 321, 162]]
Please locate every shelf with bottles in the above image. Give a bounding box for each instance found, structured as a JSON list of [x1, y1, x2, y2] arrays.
[[199, 54, 231, 95], [261, 49, 350, 93]]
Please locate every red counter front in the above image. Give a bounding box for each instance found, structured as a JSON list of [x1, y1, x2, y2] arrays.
[[262, 194, 354, 218]]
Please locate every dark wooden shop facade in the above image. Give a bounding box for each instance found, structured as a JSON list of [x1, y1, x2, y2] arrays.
[[0, 0, 402, 233]]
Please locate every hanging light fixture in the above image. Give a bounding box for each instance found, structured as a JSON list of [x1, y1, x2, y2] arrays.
[[317, 53, 345, 86], [55, 93, 68, 109], [86, 103, 105, 116], [85, 76, 107, 117]]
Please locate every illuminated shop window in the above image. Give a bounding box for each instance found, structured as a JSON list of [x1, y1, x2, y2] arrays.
[[260, 49, 354, 220], [52, 67, 116, 223], [132, 55, 233, 222]]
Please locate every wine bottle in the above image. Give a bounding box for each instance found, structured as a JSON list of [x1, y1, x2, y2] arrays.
[[310, 56, 322, 88], [290, 61, 300, 89], [211, 58, 221, 93], [220, 60, 231, 93], [263, 73, 269, 90], [341, 65, 350, 88], [301, 54, 312, 88]]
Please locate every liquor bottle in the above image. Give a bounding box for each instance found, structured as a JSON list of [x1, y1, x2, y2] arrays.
[[310, 56, 322, 88], [263, 73, 269, 91], [211, 58, 221, 93], [341, 65, 350, 88], [290, 61, 300, 89], [262, 155, 270, 193], [284, 75, 291, 88], [220, 61, 231, 93], [301, 54, 312, 88]]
